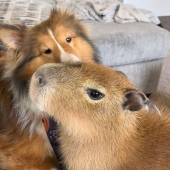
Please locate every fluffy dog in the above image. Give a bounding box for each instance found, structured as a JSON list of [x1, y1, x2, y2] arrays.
[[29, 62, 170, 170], [0, 9, 98, 169]]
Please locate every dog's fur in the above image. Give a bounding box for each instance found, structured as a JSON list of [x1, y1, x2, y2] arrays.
[[30, 62, 170, 170], [0, 9, 98, 169]]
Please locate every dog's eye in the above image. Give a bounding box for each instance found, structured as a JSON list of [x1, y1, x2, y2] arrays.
[[44, 48, 52, 54], [66, 37, 72, 43], [87, 88, 105, 100]]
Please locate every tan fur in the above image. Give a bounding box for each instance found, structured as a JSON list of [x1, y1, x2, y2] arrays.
[[30, 62, 170, 170], [0, 9, 97, 169]]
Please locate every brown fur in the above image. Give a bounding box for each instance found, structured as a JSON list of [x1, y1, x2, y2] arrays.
[[0, 58, 59, 169], [30, 62, 170, 170], [0, 9, 97, 169]]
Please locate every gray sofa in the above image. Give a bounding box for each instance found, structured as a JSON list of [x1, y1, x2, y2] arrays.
[[83, 20, 170, 94]]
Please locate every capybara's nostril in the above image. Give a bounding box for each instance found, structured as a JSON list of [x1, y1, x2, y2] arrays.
[[36, 76, 45, 86]]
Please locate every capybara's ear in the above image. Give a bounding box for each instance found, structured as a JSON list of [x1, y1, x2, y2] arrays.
[[0, 24, 27, 50], [122, 89, 148, 111]]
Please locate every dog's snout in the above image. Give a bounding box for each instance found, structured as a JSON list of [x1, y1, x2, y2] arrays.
[[36, 76, 46, 86]]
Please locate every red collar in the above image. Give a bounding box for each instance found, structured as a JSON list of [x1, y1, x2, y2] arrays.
[[41, 115, 50, 132]]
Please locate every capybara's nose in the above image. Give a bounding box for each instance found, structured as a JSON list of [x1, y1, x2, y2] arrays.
[[36, 75, 46, 86], [32, 63, 65, 88]]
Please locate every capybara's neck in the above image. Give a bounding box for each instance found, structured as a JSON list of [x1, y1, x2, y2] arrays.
[[58, 108, 170, 170], [57, 110, 139, 170]]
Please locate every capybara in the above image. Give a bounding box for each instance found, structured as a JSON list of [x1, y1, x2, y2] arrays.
[[29, 62, 170, 170], [0, 9, 98, 169]]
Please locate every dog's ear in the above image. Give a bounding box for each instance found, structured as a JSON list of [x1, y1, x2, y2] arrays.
[[122, 89, 148, 111], [0, 24, 27, 50]]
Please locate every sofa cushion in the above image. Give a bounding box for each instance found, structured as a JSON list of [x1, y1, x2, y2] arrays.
[[83, 20, 170, 67]]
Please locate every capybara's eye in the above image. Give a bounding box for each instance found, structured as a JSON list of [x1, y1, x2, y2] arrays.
[[66, 37, 72, 43], [87, 89, 105, 100], [44, 48, 52, 54]]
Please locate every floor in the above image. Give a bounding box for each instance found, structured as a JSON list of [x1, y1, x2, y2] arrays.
[[159, 16, 170, 32]]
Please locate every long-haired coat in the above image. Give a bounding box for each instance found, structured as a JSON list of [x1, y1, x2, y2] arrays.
[[0, 9, 98, 169]]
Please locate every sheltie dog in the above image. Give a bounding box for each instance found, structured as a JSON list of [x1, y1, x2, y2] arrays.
[[0, 9, 98, 169]]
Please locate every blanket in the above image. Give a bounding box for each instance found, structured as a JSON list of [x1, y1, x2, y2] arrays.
[[55, 0, 160, 25]]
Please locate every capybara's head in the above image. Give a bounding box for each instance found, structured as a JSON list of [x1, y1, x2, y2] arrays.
[[29, 62, 149, 130]]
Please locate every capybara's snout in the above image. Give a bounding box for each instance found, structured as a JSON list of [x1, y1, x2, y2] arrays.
[[30, 67, 48, 96], [30, 63, 63, 103], [31, 63, 64, 86]]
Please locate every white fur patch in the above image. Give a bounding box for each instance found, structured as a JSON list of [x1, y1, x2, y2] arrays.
[[144, 103, 161, 115], [144, 105, 149, 111], [47, 28, 80, 62], [155, 105, 161, 115]]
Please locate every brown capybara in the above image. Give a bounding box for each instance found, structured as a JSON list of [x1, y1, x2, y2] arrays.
[[0, 9, 98, 169], [28, 62, 170, 170]]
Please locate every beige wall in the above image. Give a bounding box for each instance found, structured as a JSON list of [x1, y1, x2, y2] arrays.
[[123, 0, 170, 16]]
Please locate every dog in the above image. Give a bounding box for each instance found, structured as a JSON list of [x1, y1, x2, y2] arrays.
[[29, 62, 170, 170], [0, 9, 98, 169]]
